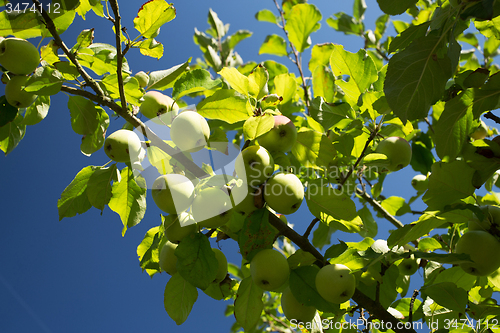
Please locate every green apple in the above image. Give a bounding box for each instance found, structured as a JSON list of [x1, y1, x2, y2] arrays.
[[212, 248, 228, 283], [229, 181, 259, 216], [281, 286, 317, 323], [471, 120, 488, 140], [250, 248, 290, 291], [4, 75, 38, 108], [468, 205, 500, 232], [170, 111, 210, 153], [411, 174, 428, 192], [375, 136, 412, 172], [398, 255, 419, 276], [159, 241, 178, 275], [316, 264, 356, 304], [234, 145, 274, 188], [104, 129, 142, 163], [263, 172, 304, 215], [164, 212, 197, 243], [151, 174, 195, 214], [139, 91, 179, 124], [192, 187, 232, 229], [455, 230, 500, 276], [257, 115, 297, 153], [134, 71, 149, 88], [0, 38, 40, 75]]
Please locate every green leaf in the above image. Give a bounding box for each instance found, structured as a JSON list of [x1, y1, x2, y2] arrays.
[[224, 30, 252, 50], [292, 128, 337, 169], [388, 22, 431, 54], [207, 8, 226, 39], [164, 273, 198, 325], [255, 9, 278, 24], [434, 91, 474, 161], [380, 196, 411, 216], [422, 282, 467, 312], [309, 43, 335, 73], [234, 277, 264, 331], [197, 89, 253, 124], [326, 13, 364, 36], [258, 34, 288, 57], [0, 114, 25, 155], [57, 166, 94, 221], [289, 266, 340, 313], [329, 45, 377, 105], [21, 95, 50, 126], [380, 265, 399, 308], [310, 97, 354, 131], [77, 43, 129, 76], [173, 68, 222, 99], [385, 36, 453, 123], [237, 209, 279, 261], [312, 65, 336, 103], [102, 74, 143, 105], [137, 38, 164, 59], [108, 167, 147, 236], [305, 179, 360, 232], [81, 107, 109, 156], [243, 113, 274, 141], [24, 67, 62, 96], [86, 165, 118, 211], [175, 233, 218, 290], [248, 65, 269, 99], [137, 226, 163, 277], [134, 0, 176, 39], [285, 3, 322, 53], [376, 0, 418, 15], [148, 59, 191, 91], [358, 206, 378, 238], [418, 238, 442, 252], [68, 96, 100, 135], [422, 161, 476, 210], [219, 67, 250, 96], [0, 96, 18, 127], [387, 211, 447, 248], [274, 73, 297, 105]]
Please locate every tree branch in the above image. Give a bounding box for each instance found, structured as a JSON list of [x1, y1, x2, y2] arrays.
[[108, 0, 128, 114], [273, 0, 311, 112]]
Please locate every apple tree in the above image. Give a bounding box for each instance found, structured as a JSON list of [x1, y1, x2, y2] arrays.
[[3, 0, 500, 332]]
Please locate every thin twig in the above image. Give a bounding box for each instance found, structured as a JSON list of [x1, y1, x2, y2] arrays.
[[273, 0, 311, 112], [409, 289, 419, 323], [108, 0, 128, 114], [485, 111, 500, 125], [303, 218, 319, 239]]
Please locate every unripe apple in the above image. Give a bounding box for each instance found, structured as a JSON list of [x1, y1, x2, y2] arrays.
[[281, 286, 317, 323], [134, 71, 149, 88], [455, 230, 500, 276], [139, 91, 179, 124], [151, 174, 195, 214], [398, 256, 419, 276], [257, 115, 297, 153], [234, 145, 275, 188], [0, 38, 40, 75], [104, 129, 142, 163], [159, 241, 178, 275], [250, 249, 290, 291], [471, 120, 488, 140], [170, 111, 210, 153], [411, 174, 428, 192], [192, 187, 232, 229], [263, 172, 304, 215], [375, 136, 412, 172], [229, 181, 259, 216], [5, 75, 38, 108], [212, 248, 228, 283], [165, 212, 197, 243], [315, 264, 356, 304], [468, 205, 500, 232]]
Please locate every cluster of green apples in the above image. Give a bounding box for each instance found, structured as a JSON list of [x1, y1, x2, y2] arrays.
[[0, 37, 41, 108], [363, 136, 412, 173], [454, 205, 500, 276], [249, 248, 357, 324]]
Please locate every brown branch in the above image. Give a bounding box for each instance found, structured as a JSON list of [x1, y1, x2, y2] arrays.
[[61, 86, 209, 179], [303, 218, 319, 239], [32, 0, 105, 97], [485, 111, 500, 125], [409, 289, 419, 323], [339, 129, 378, 187], [273, 0, 311, 112], [108, 0, 128, 114]]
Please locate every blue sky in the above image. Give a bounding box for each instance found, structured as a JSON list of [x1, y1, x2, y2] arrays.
[[0, 1, 456, 332]]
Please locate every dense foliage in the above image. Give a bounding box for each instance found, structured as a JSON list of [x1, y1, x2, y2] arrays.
[[3, 0, 500, 332]]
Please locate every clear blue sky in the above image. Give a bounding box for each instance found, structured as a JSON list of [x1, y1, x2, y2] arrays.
[[0, 1, 470, 332]]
